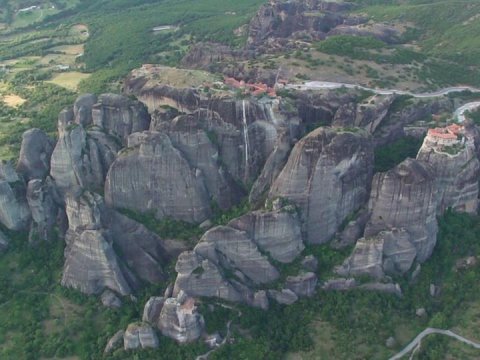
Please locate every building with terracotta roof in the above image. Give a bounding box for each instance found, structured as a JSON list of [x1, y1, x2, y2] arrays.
[[426, 124, 464, 146]]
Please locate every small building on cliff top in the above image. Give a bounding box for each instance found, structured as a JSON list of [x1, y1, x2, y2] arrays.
[[426, 124, 464, 146]]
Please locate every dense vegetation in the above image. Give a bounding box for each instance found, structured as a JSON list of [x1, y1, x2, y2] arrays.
[[374, 136, 423, 172], [2, 210, 477, 359]]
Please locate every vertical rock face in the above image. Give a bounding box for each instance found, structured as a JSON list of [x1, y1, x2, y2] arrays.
[[16, 128, 54, 181], [61, 193, 135, 295], [332, 95, 395, 134], [142, 297, 165, 324], [92, 94, 151, 144], [269, 128, 374, 244], [123, 323, 159, 350], [249, 131, 292, 206], [228, 208, 304, 263], [339, 158, 438, 278], [0, 162, 31, 231], [164, 114, 243, 210], [105, 131, 211, 223], [50, 111, 120, 196], [26, 179, 58, 242], [366, 159, 437, 262], [74, 94, 97, 127], [158, 291, 205, 343], [417, 132, 479, 214], [61, 191, 178, 295]]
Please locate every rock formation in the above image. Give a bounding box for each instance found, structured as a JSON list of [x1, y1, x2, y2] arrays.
[[417, 125, 479, 213], [339, 159, 437, 278], [26, 179, 58, 242], [50, 109, 120, 196], [269, 127, 374, 244], [91, 93, 151, 144], [105, 131, 212, 223], [0, 161, 31, 231], [61, 190, 180, 295], [158, 291, 205, 343], [124, 323, 159, 350], [16, 128, 54, 181]]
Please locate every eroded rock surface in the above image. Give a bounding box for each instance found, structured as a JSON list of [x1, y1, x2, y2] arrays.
[[269, 127, 374, 244], [124, 323, 159, 350], [0, 162, 31, 231], [16, 128, 54, 181], [158, 291, 205, 343]]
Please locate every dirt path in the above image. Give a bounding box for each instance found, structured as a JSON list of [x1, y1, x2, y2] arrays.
[[389, 328, 480, 360]]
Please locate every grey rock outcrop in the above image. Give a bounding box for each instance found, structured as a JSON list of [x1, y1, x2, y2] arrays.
[[124, 323, 159, 350], [16, 128, 54, 181], [301, 255, 318, 272], [62, 228, 134, 295], [105, 131, 211, 223], [0, 162, 31, 231], [173, 205, 306, 304], [142, 296, 165, 324], [365, 159, 437, 262], [332, 95, 395, 134], [158, 291, 205, 343], [269, 127, 374, 244], [61, 190, 178, 295], [195, 226, 280, 284], [101, 289, 122, 308], [26, 179, 58, 242], [228, 208, 304, 263], [104, 330, 124, 354], [92, 94, 150, 144], [285, 272, 318, 297], [267, 289, 298, 305], [50, 112, 120, 196], [252, 290, 269, 310], [339, 158, 438, 279], [74, 94, 97, 127]]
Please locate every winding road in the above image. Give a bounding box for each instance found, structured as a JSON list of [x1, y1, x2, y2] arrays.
[[285, 81, 480, 121], [389, 328, 480, 360]]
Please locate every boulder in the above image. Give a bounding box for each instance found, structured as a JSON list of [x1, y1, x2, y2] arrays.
[[104, 330, 124, 354], [322, 278, 357, 291], [267, 289, 298, 305], [142, 296, 165, 324], [196, 226, 280, 284], [416, 308, 427, 317], [158, 291, 205, 343], [124, 323, 159, 350], [101, 289, 122, 308], [16, 128, 54, 181], [228, 208, 304, 263], [74, 94, 97, 127], [301, 255, 318, 272], [252, 290, 269, 310], [285, 272, 318, 297]]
